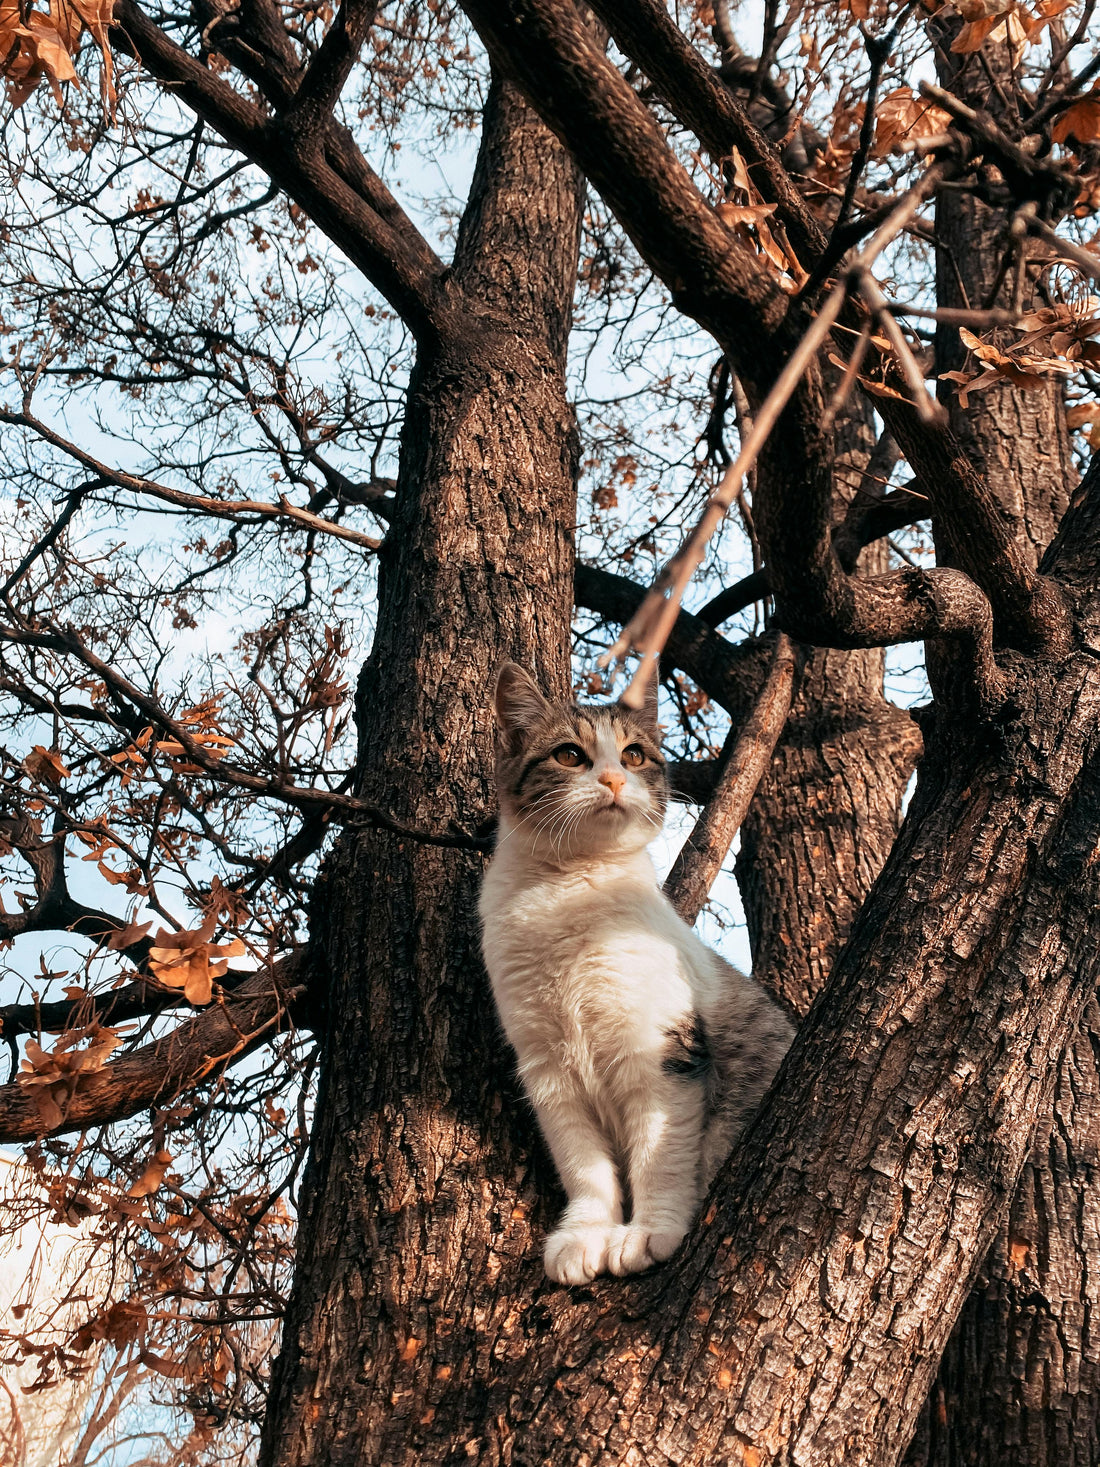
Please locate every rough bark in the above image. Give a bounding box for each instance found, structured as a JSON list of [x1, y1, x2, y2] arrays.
[[907, 30, 1094, 1461], [258, 77, 586, 1467], [260, 453, 1100, 1467], [736, 639, 922, 1019]]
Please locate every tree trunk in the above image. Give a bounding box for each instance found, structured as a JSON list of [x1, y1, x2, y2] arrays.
[[441, 464, 1100, 1465], [908, 29, 1093, 1460], [736, 637, 920, 1019], [266, 432, 1100, 1466], [259, 77, 585, 1467]]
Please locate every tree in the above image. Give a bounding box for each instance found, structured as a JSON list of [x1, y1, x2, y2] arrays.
[[1, 0, 1100, 1461]]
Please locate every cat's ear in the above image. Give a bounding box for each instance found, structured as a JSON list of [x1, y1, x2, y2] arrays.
[[621, 660, 661, 733], [493, 663, 551, 743]]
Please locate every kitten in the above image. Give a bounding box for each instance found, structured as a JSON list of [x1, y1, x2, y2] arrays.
[[479, 663, 793, 1285]]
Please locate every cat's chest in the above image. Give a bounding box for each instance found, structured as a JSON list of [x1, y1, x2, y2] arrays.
[[481, 870, 694, 1034]]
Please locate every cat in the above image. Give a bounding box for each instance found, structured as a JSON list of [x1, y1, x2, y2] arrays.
[[479, 662, 794, 1285]]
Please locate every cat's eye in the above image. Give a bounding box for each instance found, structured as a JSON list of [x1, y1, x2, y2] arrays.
[[622, 744, 646, 768], [553, 744, 586, 768]]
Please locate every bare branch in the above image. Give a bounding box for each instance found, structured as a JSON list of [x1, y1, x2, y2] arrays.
[[696, 483, 931, 628], [0, 408, 383, 554], [460, 0, 790, 369], [281, 0, 380, 134], [0, 816, 127, 945], [607, 279, 848, 706], [574, 564, 765, 727], [112, 0, 450, 341], [664, 632, 796, 924], [0, 623, 490, 849]]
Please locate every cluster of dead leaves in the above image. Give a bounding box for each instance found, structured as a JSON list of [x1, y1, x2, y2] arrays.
[[147, 917, 246, 1006], [0, 0, 113, 109], [715, 147, 808, 290], [75, 823, 148, 895], [17, 1010, 127, 1129], [108, 700, 236, 785], [21, 744, 70, 786], [942, 297, 1100, 405]]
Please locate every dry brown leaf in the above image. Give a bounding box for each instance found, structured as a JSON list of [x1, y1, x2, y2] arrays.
[[1053, 96, 1100, 146], [147, 922, 246, 1006], [873, 88, 952, 157], [127, 1148, 173, 1198], [105, 918, 154, 950], [1067, 401, 1100, 445], [22, 744, 71, 785]]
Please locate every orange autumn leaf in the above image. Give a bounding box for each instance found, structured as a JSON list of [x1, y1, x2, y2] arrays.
[[106, 919, 154, 950], [0, 0, 115, 109], [127, 1148, 173, 1198], [17, 1022, 127, 1128], [1053, 96, 1100, 146], [873, 88, 952, 156]]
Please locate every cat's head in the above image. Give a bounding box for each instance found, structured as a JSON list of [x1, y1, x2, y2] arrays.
[[491, 663, 668, 860]]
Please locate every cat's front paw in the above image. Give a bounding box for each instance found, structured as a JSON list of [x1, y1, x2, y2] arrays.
[[606, 1223, 686, 1276], [544, 1225, 614, 1284]]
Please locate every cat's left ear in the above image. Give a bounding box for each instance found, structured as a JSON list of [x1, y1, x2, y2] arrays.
[[620, 660, 660, 733], [493, 662, 551, 743]]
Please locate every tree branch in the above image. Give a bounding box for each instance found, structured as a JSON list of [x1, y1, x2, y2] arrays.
[[112, 0, 449, 342], [0, 408, 382, 554], [574, 564, 764, 725], [584, 0, 824, 267], [0, 959, 310, 1143], [0, 622, 491, 849], [460, 0, 791, 372], [0, 816, 128, 945], [664, 632, 796, 924], [696, 484, 930, 628], [280, 0, 380, 134]]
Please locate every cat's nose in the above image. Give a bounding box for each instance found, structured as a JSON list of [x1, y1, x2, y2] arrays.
[[598, 768, 627, 798]]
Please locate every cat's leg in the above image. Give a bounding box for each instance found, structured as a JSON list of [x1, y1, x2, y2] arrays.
[[525, 1074, 623, 1285], [606, 1076, 704, 1276]]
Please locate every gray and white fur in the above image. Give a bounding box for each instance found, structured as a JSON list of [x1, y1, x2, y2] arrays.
[[479, 664, 793, 1285]]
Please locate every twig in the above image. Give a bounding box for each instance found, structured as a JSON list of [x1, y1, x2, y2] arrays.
[[0, 408, 383, 554], [0, 622, 490, 851], [821, 318, 873, 436], [606, 280, 849, 707], [855, 271, 945, 424], [885, 304, 1020, 327], [810, 1, 918, 290], [664, 633, 795, 923], [606, 167, 943, 702], [1026, 216, 1100, 284]]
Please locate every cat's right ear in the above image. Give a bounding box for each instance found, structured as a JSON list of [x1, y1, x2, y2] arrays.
[[493, 663, 551, 746]]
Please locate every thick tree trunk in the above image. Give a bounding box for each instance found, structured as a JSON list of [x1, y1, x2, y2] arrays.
[[266, 440, 1100, 1466], [907, 994, 1100, 1467], [259, 78, 585, 1467], [909, 30, 1093, 1460], [736, 637, 920, 1018], [436, 463, 1100, 1465]]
